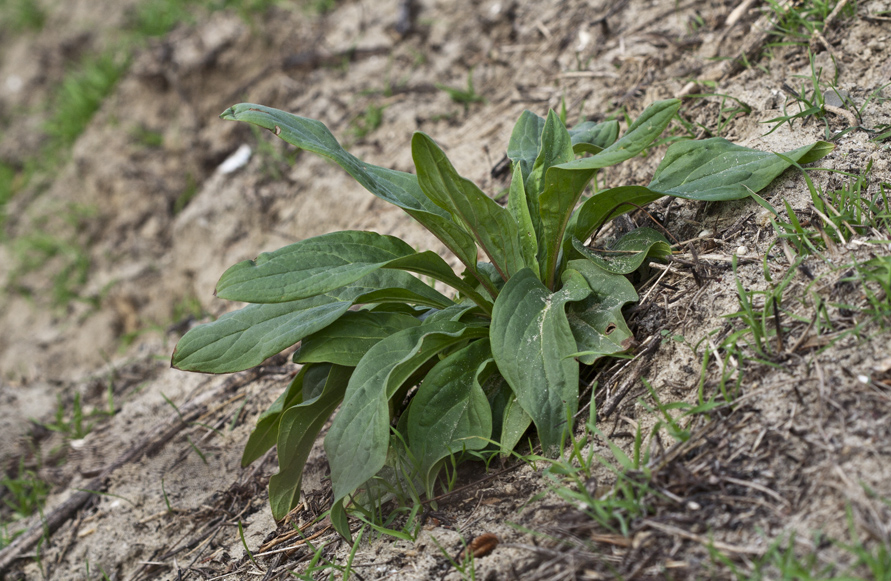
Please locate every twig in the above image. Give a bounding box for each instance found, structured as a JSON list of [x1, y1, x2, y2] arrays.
[[822, 0, 850, 29], [422, 462, 526, 505], [253, 526, 333, 558], [823, 104, 858, 127], [599, 336, 660, 419], [258, 516, 319, 553], [725, 0, 760, 27], [642, 519, 762, 555], [672, 253, 758, 264], [722, 476, 790, 507], [640, 263, 673, 304], [789, 311, 818, 353]]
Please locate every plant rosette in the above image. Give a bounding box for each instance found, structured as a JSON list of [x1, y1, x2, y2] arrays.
[[172, 99, 831, 538]]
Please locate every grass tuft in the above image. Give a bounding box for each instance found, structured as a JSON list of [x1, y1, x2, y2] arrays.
[[0, 0, 47, 33], [44, 52, 128, 150]]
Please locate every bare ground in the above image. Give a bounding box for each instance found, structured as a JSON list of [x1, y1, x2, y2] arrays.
[[0, 0, 890, 579]]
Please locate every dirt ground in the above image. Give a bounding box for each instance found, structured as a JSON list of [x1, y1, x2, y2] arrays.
[[0, 0, 890, 578]]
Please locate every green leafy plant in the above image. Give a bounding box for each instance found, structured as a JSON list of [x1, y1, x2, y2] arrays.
[[766, 0, 855, 43], [8, 229, 92, 307], [678, 92, 752, 138], [45, 51, 128, 151], [40, 392, 108, 440], [1, 459, 50, 521], [130, 0, 195, 37], [0, 0, 47, 33], [349, 103, 386, 141], [770, 160, 889, 258], [854, 255, 891, 326], [437, 69, 486, 111], [171, 98, 831, 537]]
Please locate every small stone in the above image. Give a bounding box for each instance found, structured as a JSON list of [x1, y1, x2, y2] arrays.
[[217, 144, 252, 174], [577, 29, 591, 51], [824, 88, 851, 108], [5, 75, 23, 93], [698, 229, 713, 238], [736, 245, 748, 256], [873, 357, 891, 374]]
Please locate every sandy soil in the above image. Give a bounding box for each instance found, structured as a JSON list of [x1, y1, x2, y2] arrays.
[[0, 0, 889, 579]]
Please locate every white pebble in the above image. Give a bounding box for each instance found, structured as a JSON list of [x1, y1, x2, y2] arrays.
[[577, 29, 591, 51], [5, 75, 23, 93], [217, 144, 252, 174], [698, 229, 713, 238], [736, 245, 748, 256], [857, 374, 870, 384]]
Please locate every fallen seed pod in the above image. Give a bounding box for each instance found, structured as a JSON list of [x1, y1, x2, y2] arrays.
[[462, 533, 500, 559]]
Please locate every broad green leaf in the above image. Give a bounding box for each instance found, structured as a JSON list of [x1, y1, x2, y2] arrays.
[[412, 132, 527, 279], [796, 141, 835, 164], [535, 112, 597, 286], [365, 302, 429, 315], [330, 499, 352, 541], [571, 139, 834, 245], [466, 262, 506, 296], [571, 228, 671, 274], [647, 137, 834, 201], [481, 373, 509, 443], [325, 321, 487, 504], [354, 285, 453, 310], [529, 111, 592, 286], [490, 268, 591, 455], [558, 99, 681, 171], [563, 260, 639, 365], [216, 232, 487, 310], [569, 119, 620, 154], [173, 270, 451, 373], [294, 311, 422, 366], [570, 185, 664, 244], [241, 365, 310, 466], [506, 110, 546, 181], [373, 166, 481, 286], [506, 163, 539, 276], [525, 110, 576, 202], [506, 113, 620, 263], [216, 231, 416, 303], [500, 393, 532, 455], [383, 251, 492, 312], [407, 339, 494, 493], [538, 101, 679, 287], [412, 133, 523, 280], [268, 364, 351, 520], [220, 104, 482, 286], [480, 362, 529, 455], [173, 295, 352, 374], [222, 104, 437, 215], [299, 363, 337, 402], [421, 302, 479, 325]]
